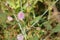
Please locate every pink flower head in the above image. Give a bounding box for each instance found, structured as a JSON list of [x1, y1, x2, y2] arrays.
[[18, 11, 24, 20], [7, 16, 13, 21], [17, 34, 24, 40]]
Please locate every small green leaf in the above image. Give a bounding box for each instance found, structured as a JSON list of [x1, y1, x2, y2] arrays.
[[30, 16, 40, 24], [30, 16, 41, 26], [33, 35, 39, 40], [8, 0, 20, 9], [43, 21, 52, 30], [29, 35, 39, 40], [52, 23, 60, 33], [0, 13, 7, 24]]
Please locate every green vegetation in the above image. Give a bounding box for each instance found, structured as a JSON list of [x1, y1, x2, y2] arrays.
[[0, 0, 60, 40]]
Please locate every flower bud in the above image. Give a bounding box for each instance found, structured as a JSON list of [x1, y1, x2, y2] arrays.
[[7, 16, 13, 21], [17, 34, 24, 40], [17, 11, 24, 20]]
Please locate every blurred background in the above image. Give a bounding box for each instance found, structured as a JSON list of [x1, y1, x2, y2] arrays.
[[0, 0, 60, 40]]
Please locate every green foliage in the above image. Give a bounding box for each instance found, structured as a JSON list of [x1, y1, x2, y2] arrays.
[[7, 0, 20, 9], [0, 0, 60, 40], [0, 13, 7, 24], [29, 35, 39, 40], [52, 23, 60, 33], [30, 16, 41, 25], [43, 21, 52, 30]]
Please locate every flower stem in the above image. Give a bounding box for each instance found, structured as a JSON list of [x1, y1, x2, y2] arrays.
[[13, 11, 27, 40], [20, 0, 23, 11]]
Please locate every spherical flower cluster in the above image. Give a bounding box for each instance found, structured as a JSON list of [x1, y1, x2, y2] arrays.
[[17, 34, 24, 40], [7, 16, 13, 21], [17, 11, 25, 20]]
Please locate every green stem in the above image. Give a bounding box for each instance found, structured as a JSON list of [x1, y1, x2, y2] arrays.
[[13, 10, 27, 40], [13, 13, 23, 33], [20, 0, 23, 11], [31, 0, 59, 27], [20, 0, 27, 39], [13, 13, 27, 39]]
